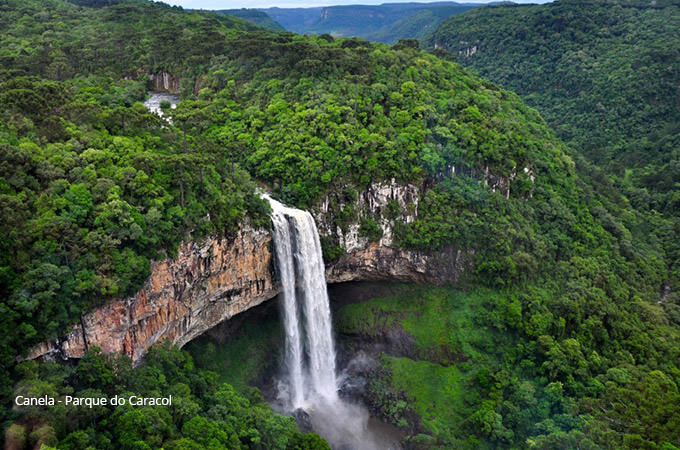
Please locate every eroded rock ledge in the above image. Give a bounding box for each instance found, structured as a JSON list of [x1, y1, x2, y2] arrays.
[[327, 243, 466, 285], [29, 217, 468, 365], [28, 226, 278, 363]]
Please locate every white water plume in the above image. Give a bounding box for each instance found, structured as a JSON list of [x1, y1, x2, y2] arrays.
[[266, 194, 402, 449], [266, 194, 338, 407]]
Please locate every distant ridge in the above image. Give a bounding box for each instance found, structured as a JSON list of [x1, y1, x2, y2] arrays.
[[217, 8, 285, 31], [259, 2, 477, 43]]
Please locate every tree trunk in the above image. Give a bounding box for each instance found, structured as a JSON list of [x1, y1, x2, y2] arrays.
[[182, 122, 187, 153], [179, 164, 185, 209]]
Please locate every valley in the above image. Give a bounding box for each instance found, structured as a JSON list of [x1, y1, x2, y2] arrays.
[[1, 0, 679, 449]]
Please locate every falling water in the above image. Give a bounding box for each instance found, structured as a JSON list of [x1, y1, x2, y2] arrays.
[[266, 195, 338, 407], [270, 209, 306, 408], [266, 195, 402, 449]]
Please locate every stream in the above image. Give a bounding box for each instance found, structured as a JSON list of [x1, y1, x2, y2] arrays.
[[143, 91, 179, 116]]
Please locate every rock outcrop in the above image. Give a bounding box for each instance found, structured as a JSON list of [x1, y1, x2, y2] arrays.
[[316, 179, 420, 253], [326, 243, 466, 285], [28, 190, 469, 364], [123, 70, 182, 93], [149, 72, 181, 93], [28, 226, 278, 362]]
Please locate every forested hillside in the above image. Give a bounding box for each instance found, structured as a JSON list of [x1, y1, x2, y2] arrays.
[[217, 9, 285, 31], [363, 4, 474, 43], [0, 0, 259, 85], [1, 0, 679, 448], [428, 0, 680, 237]]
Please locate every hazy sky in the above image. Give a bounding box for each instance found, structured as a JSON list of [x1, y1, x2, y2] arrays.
[[166, 0, 552, 10]]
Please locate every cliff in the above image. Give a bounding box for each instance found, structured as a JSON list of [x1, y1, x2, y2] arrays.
[[28, 227, 278, 362], [123, 71, 182, 93], [28, 189, 469, 364], [149, 72, 181, 93]]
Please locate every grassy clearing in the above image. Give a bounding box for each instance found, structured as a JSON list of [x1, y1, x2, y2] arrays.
[[335, 284, 532, 447], [384, 355, 464, 437], [336, 285, 509, 365]]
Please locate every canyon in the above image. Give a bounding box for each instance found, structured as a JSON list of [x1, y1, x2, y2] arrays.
[[27, 185, 469, 364]]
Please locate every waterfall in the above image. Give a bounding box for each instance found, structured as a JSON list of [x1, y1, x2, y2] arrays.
[[270, 210, 306, 408], [266, 195, 338, 408], [265, 194, 403, 449]]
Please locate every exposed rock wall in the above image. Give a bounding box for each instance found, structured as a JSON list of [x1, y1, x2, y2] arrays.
[[28, 191, 470, 364], [149, 72, 181, 93], [326, 243, 466, 285], [316, 179, 420, 253], [122, 70, 181, 93], [28, 227, 279, 362]]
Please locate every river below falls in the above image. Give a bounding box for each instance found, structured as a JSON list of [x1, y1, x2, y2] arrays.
[[143, 91, 179, 116]]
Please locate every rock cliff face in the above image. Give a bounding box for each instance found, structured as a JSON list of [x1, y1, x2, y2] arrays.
[[316, 179, 420, 253], [28, 227, 278, 362], [149, 72, 181, 93], [29, 191, 469, 364], [327, 243, 466, 285]]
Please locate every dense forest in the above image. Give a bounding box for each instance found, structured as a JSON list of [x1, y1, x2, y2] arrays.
[[362, 5, 475, 44], [1, 0, 679, 448], [8, 344, 328, 449], [427, 0, 680, 260]]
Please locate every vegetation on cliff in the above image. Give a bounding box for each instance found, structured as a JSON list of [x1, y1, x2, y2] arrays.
[[0, 0, 678, 448], [427, 0, 680, 272], [0, 71, 273, 424], [0, 0, 273, 431]]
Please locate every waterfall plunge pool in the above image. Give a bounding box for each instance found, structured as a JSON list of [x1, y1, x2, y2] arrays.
[[143, 91, 179, 117], [185, 278, 407, 450], [264, 195, 403, 450]]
